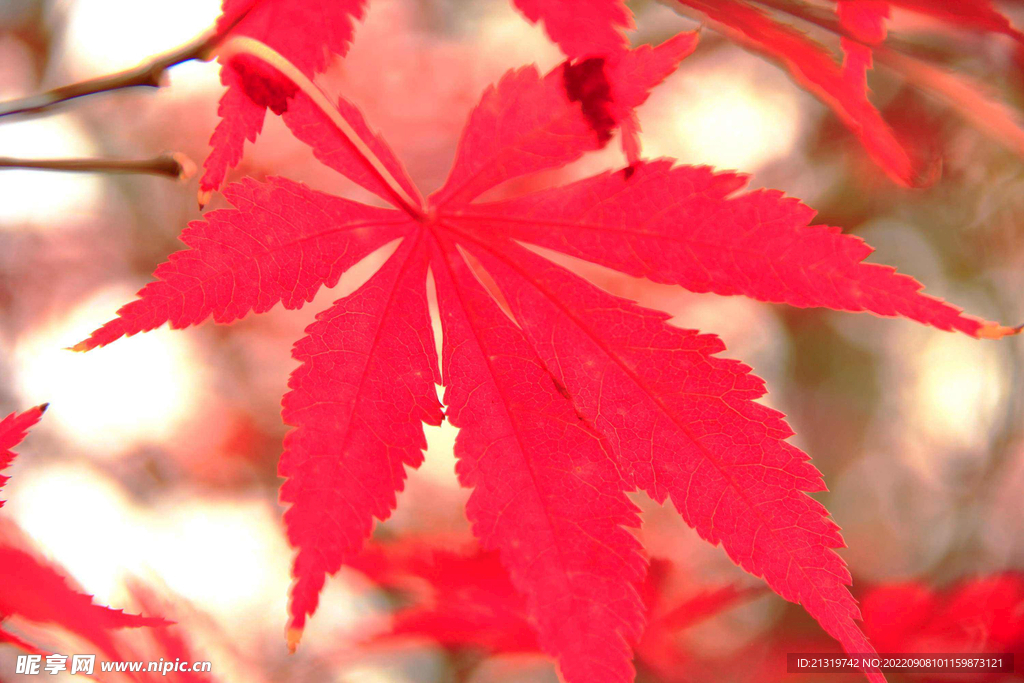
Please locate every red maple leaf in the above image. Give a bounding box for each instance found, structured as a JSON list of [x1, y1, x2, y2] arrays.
[[511, 0, 910, 180], [73, 29, 1019, 683], [0, 405, 46, 506], [0, 524, 228, 682]]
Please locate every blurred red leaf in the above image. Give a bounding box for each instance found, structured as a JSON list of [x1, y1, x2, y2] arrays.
[[672, 0, 918, 185], [511, 0, 1024, 185], [0, 410, 175, 667], [128, 584, 217, 683], [0, 627, 47, 656], [350, 538, 542, 654], [0, 544, 168, 660], [0, 525, 229, 683], [346, 538, 759, 682], [837, 0, 888, 101], [862, 574, 1024, 662], [753, 574, 1024, 683], [886, 0, 1024, 42]]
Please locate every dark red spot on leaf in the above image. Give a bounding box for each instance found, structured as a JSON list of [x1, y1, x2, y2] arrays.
[[562, 58, 616, 143], [229, 56, 296, 115]]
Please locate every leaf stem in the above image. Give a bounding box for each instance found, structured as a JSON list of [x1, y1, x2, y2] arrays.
[[0, 153, 194, 179], [0, 5, 252, 119], [214, 35, 427, 218]]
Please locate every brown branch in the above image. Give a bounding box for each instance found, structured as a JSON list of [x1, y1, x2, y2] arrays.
[[0, 153, 195, 179], [0, 4, 253, 119]]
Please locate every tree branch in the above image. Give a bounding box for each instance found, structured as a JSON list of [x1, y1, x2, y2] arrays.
[[0, 153, 195, 179], [0, 5, 252, 119]]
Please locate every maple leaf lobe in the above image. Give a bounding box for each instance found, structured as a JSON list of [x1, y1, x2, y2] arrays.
[[511, 0, 634, 59], [0, 405, 46, 507], [279, 236, 442, 638], [72, 177, 411, 352]]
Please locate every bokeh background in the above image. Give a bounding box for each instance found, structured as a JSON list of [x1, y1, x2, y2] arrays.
[[2, 0, 1024, 681]]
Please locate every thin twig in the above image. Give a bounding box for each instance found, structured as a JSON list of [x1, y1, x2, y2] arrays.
[[0, 4, 253, 119], [212, 36, 426, 216], [0, 153, 194, 179]]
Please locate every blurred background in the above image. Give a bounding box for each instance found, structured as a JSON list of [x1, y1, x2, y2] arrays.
[[1, 0, 1024, 681]]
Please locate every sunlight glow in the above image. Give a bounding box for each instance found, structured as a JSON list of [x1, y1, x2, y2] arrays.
[[6, 464, 137, 600], [13, 287, 207, 454], [473, 3, 564, 75], [420, 420, 460, 487], [4, 463, 362, 651], [643, 53, 803, 173], [144, 497, 293, 628], [910, 332, 1006, 450], [59, 0, 222, 76]]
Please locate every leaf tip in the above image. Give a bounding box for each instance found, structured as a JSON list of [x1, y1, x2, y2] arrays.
[[37, 403, 49, 414], [977, 321, 1024, 340], [198, 189, 213, 211], [286, 626, 303, 653]]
